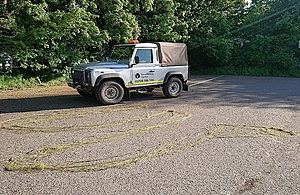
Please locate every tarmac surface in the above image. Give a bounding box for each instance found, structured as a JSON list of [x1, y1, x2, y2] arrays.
[[0, 75, 299, 194]]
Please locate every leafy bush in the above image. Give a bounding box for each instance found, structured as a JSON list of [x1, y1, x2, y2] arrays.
[[232, 35, 298, 68]]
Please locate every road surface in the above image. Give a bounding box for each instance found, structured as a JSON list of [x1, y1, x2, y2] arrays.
[[0, 75, 299, 194]]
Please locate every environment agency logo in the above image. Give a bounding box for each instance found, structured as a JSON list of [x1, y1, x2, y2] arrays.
[[135, 73, 141, 79]]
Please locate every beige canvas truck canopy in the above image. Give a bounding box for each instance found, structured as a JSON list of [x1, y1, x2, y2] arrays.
[[155, 42, 188, 66]]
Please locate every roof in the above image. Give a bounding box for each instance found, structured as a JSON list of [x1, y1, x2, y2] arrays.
[[135, 43, 158, 48], [114, 43, 157, 48]]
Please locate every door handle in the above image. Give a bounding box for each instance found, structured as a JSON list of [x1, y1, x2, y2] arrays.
[[149, 70, 155, 73]]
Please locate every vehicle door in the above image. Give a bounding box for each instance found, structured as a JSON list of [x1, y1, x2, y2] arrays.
[[131, 48, 157, 87]]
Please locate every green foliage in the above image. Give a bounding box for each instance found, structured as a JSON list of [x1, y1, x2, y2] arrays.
[[137, 0, 189, 42], [187, 0, 246, 67], [231, 0, 300, 74], [0, 0, 299, 80], [104, 12, 140, 41], [0, 74, 36, 90], [5, 1, 110, 72], [89, 0, 146, 44], [232, 35, 298, 67], [189, 38, 234, 68]]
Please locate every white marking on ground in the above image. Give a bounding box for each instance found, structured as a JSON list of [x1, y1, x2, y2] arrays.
[[189, 75, 224, 87]]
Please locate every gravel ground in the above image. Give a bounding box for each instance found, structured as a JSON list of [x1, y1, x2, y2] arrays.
[[0, 75, 299, 194]]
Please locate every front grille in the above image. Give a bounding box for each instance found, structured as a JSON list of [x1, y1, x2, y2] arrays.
[[72, 70, 84, 85], [71, 69, 92, 86]]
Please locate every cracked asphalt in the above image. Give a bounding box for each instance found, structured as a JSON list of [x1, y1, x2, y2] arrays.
[[0, 75, 299, 194]]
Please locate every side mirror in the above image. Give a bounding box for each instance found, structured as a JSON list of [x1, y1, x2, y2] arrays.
[[134, 56, 140, 64]]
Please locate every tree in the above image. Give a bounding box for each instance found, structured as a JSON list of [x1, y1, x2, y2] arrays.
[[0, 1, 111, 73], [4, 0, 297, 76], [137, 0, 188, 42], [183, 0, 246, 67], [0, 0, 21, 51], [231, 0, 300, 72]]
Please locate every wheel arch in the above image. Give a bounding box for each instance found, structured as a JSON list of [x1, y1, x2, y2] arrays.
[[95, 73, 126, 88], [164, 71, 184, 84]]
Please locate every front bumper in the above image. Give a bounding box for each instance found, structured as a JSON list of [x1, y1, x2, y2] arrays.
[[67, 78, 80, 89], [67, 68, 92, 88]]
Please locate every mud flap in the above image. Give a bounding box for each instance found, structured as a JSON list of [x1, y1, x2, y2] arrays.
[[183, 83, 189, 91], [124, 88, 131, 100]]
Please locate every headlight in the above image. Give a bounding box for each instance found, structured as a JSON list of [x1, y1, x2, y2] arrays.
[[84, 70, 92, 84]]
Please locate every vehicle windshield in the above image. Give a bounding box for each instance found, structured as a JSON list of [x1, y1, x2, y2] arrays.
[[109, 45, 134, 64]]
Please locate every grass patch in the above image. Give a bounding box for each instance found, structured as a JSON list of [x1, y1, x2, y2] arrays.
[[0, 74, 67, 91]]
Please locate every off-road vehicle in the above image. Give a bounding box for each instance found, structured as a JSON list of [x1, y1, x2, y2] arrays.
[[68, 41, 189, 104]]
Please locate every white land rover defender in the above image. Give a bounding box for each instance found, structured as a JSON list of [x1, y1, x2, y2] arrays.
[[68, 41, 189, 105]]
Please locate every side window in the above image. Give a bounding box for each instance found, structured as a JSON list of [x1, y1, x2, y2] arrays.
[[135, 49, 153, 63]]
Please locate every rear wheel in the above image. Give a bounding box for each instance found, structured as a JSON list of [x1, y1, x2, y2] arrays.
[[163, 77, 183, 98], [95, 81, 124, 105]]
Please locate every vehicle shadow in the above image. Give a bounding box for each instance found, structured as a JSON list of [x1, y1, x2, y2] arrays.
[[0, 94, 102, 113], [1, 76, 299, 113], [0, 91, 168, 113]]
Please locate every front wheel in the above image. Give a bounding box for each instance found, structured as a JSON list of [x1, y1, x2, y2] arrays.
[[163, 77, 183, 98], [95, 81, 124, 105]]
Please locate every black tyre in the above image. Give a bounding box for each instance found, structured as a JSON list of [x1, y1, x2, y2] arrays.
[[163, 77, 183, 98], [95, 81, 124, 105], [77, 89, 93, 97]]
